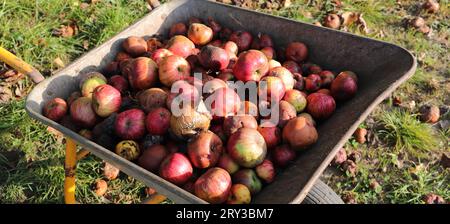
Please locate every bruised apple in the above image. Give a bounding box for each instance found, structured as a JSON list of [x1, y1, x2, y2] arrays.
[[198, 45, 230, 71], [127, 57, 158, 90], [187, 23, 213, 46], [169, 22, 187, 37], [282, 117, 318, 151], [229, 31, 253, 52], [194, 167, 231, 204], [187, 131, 224, 169], [108, 75, 128, 94], [138, 144, 169, 172], [138, 88, 168, 112], [122, 36, 147, 57], [232, 169, 262, 195], [217, 153, 240, 175], [227, 128, 267, 168], [285, 42, 308, 63], [272, 144, 296, 167], [223, 114, 258, 137], [151, 48, 174, 65], [255, 159, 275, 183], [227, 184, 251, 204]]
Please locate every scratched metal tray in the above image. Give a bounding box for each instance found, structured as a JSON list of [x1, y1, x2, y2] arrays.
[[25, 0, 416, 203]]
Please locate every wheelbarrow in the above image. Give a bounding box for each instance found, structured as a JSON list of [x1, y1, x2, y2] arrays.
[[0, 0, 416, 204]]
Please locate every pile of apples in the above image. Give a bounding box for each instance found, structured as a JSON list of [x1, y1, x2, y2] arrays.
[[42, 17, 358, 204]]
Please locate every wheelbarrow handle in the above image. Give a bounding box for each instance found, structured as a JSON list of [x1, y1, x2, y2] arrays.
[[0, 46, 45, 84]]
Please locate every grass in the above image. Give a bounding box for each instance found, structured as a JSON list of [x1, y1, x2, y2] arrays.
[[1, 0, 449, 204], [377, 109, 439, 157]]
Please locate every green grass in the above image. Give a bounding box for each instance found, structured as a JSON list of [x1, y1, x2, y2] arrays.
[[1, 0, 449, 204], [377, 109, 439, 157]]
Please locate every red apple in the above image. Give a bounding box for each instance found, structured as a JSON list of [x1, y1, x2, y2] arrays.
[[220, 27, 233, 40], [151, 48, 174, 65], [282, 60, 302, 74], [145, 107, 171, 135], [227, 128, 267, 168], [207, 17, 222, 38], [272, 144, 296, 167], [233, 50, 269, 82], [159, 153, 193, 186], [187, 131, 224, 169], [255, 159, 275, 183], [283, 89, 307, 113], [183, 181, 196, 194], [232, 169, 262, 195], [206, 87, 241, 118], [92, 84, 122, 117], [277, 100, 297, 128], [159, 55, 191, 87], [319, 70, 335, 88], [331, 74, 358, 101], [43, 98, 67, 122], [122, 36, 147, 57], [223, 115, 258, 137], [138, 144, 169, 172], [166, 35, 195, 58], [194, 167, 231, 204], [67, 91, 81, 107], [268, 66, 294, 90], [217, 153, 240, 175], [115, 108, 146, 140], [305, 74, 322, 92], [126, 57, 158, 90], [282, 117, 318, 151], [227, 184, 251, 204], [187, 23, 213, 46], [256, 33, 273, 49], [198, 45, 230, 71], [285, 42, 308, 63], [70, 97, 98, 128], [257, 126, 281, 149], [108, 75, 129, 94], [169, 22, 187, 37], [229, 31, 253, 52], [138, 88, 168, 112], [258, 76, 286, 102], [293, 73, 305, 90], [260, 47, 275, 60]]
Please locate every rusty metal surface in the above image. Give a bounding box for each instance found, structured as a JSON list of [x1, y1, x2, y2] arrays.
[[25, 0, 416, 204]]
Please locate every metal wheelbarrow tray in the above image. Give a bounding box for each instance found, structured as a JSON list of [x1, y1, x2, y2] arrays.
[[25, 0, 416, 204]]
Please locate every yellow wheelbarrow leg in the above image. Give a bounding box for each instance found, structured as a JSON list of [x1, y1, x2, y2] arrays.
[[141, 194, 167, 204], [0, 47, 45, 83], [64, 138, 77, 204]]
